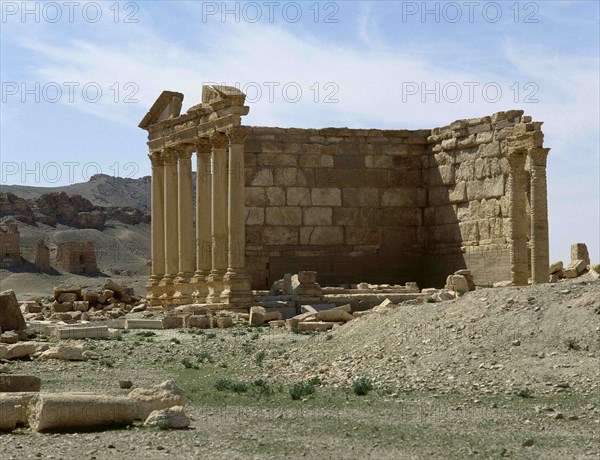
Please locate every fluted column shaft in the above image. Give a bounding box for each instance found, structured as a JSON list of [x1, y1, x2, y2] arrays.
[[507, 151, 528, 285], [162, 148, 179, 285], [530, 148, 550, 284], [226, 127, 248, 273], [195, 138, 213, 276], [206, 131, 228, 303], [176, 144, 195, 279], [148, 152, 165, 282]]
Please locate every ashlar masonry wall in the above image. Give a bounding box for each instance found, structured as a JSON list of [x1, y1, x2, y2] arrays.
[[243, 127, 430, 289], [243, 109, 547, 289]]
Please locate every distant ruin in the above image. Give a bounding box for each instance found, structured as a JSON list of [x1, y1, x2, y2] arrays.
[[34, 240, 51, 272], [140, 85, 550, 308], [55, 241, 98, 274], [0, 222, 21, 268]]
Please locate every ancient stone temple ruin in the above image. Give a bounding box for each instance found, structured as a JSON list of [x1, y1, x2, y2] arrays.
[[55, 241, 98, 274], [140, 85, 550, 308], [0, 222, 21, 268]]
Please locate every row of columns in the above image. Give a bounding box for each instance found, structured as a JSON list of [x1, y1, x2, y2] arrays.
[[507, 147, 550, 285], [147, 127, 252, 308]]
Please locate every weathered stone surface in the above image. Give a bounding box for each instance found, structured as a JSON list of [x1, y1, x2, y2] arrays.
[[40, 345, 86, 361], [0, 375, 41, 392], [0, 290, 26, 332], [28, 393, 137, 432], [316, 309, 354, 322], [1, 342, 36, 360], [126, 319, 164, 330], [128, 380, 186, 420], [0, 394, 32, 431], [549, 261, 563, 275], [249, 306, 266, 326], [570, 243, 590, 266], [55, 325, 109, 339], [564, 260, 587, 278], [183, 315, 210, 329], [144, 406, 190, 429], [53, 284, 82, 301], [298, 321, 339, 331]]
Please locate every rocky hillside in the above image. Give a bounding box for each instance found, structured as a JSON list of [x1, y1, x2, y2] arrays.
[[0, 174, 152, 213], [0, 191, 149, 229]]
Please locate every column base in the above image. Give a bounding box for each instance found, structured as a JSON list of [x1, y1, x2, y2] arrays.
[[158, 275, 176, 306], [190, 271, 210, 304], [173, 273, 194, 305], [221, 272, 254, 306], [146, 277, 167, 310], [206, 271, 225, 304]]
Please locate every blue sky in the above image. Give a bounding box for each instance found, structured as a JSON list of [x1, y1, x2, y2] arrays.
[[1, 0, 599, 263]]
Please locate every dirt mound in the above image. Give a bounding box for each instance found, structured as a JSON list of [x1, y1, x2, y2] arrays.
[[274, 277, 600, 396]]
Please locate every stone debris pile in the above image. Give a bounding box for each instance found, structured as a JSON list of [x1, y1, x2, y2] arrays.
[[549, 243, 598, 282]]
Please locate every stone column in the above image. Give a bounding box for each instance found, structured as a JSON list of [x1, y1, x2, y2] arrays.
[[191, 137, 212, 303], [507, 151, 529, 285], [222, 127, 253, 305], [174, 143, 195, 304], [206, 131, 229, 304], [159, 147, 179, 305], [146, 151, 165, 307], [529, 147, 550, 284]]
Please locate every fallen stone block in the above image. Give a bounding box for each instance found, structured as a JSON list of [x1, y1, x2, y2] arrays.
[[269, 320, 286, 328], [52, 301, 73, 313], [249, 306, 266, 326], [55, 325, 109, 340], [298, 321, 340, 331], [421, 288, 439, 295], [144, 406, 190, 429], [57, 293, 77, 304], [2, 342, 36, 360], [183, 315, 210, 329], [0, 375, 41, 392], [126, 319, 164, 330], [40, 345, 86, 361], [565, 260, 587, 278], [549, 261, 564, 275], [571, 243, 590, 266], [128, 380, 186, 420], [0, 331, 19, 344], [316, 309, 354, 322], [20, 301, 42, 314], [0, 289, 27, 332], [216, 316, 234, 328], [300, 304, 318, 314], [27, 393, 137, 432], [176, 304, 210, 316], [53, 284, 82, 301], [0, 393, 34, 431], [162, 316, 183, 329], [264, 311, 283, 322], [73, 301, 90, 312]]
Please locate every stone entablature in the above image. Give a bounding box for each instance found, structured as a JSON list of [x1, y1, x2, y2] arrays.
[[142, 85, 550, 304]]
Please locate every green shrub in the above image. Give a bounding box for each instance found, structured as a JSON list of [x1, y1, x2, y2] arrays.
[[99, 358, 114, 368], [516, 388, 533, 398], [205, 332, 217, 339], [215, 378, 232, 391], [352, 377, 373, 396], [135, 331, 156, 338], [230, 382, 248, 393], [197, 351, 214, 364], [290, 381, 315, 400], [565, 338, 580, 351], [170, 338, 181, 344], [181, 357, 198, 369], [255, 350, 266, 366]]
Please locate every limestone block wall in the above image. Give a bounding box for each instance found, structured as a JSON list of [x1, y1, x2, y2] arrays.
[[243, 127, 429, 289], [423, 110, 531, 286], [0, 232, 21, 268], [55, 241, 98, 274]]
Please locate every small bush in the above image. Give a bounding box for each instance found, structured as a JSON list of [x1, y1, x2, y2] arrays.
[[215, 378, 232, 391], [565, 338, 580, 351], [170, 338, 181, 344], [181, 357, 198, 369], [135, 331, 156, 338], [242, 342, 254, 354], [197, 351, 214, 364], [290, 381, 315, 400], [230, 382, 248, 393], [99, 358, 114, 368], [252, 379, 273, 397], [307, 376, 321, 386], [205, 332, 217, 339], [516, 388, 533, 398], [255, 350, 266, 366], [352, 377, 373, 396], [250, 332, 260, 340], [426, 297, 436, 303]]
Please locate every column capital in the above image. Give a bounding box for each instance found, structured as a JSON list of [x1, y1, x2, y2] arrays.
[[148, 151, 164, 167], [507, 150, 527, 171], [529, 147, 550, 167], [163, 147, 179, 163], [210, 130, 228, 149], [226, 126, 249, 145], [195, 137, 212, 154], [177, 143, 194, 161]]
